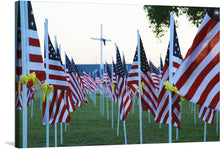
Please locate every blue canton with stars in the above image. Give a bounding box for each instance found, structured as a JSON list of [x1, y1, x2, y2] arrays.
[[133, 36, 150, 73], [165, 23, 183, 65], [28, 1, 37, 31], [149, 61, 160, 75], [115, 46, 126, 78]]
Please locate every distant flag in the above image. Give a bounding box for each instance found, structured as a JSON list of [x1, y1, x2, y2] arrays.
[[65, 54, 83, 109], [95, 71, 101, 89], [112, 60, 119, 102], [115, 46, 132, 121], [127, 36, 158, 117], [76, 65, 89, 104], [173, 8, 220, 111], [155, 22, 182, 129], [106, 62, 113, 97], [71, 59, 87, 106], [82, 71, 97, 94], [149, 60, 160, 92]]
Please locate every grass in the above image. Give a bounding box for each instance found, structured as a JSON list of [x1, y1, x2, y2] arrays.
[[15, 92, 219, 148]]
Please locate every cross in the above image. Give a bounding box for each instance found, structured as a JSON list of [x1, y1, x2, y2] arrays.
[[91, 24, 112, 78]]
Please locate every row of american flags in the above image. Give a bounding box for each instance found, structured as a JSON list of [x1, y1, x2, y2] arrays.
[[15, 1, 219, 147]]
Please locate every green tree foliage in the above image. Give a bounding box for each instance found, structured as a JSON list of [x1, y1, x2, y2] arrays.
[[143, 6, 208, 38]]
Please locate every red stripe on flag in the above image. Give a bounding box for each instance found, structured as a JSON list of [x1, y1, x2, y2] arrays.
[[29, 54, 44, 63], [29, 38, 40, 47]]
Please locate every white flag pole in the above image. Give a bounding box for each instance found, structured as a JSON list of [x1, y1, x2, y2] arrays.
[[44, 18, 50, 148], [112, 58, 114, 129], [137, 30, 143, 144], [194, 103, 196, 125], [216, 111, 219, 134], [31, 100, 34, 118], [169, 12, 174, 143], [54, 36, 58, 147], [123, 121, 127, 144], [90, 24, 111, 115], [204, 121, 207, 142], [20, 1, 28, 147], [116, 43, 120, 136], [106, 62, 109, 121], [59, 44, 63, 145]]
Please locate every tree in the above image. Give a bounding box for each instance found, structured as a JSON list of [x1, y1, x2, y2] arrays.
[[143, 6, 208, 38]]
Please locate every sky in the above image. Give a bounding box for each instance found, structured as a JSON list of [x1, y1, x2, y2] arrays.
[[30, 1, 201, 67]]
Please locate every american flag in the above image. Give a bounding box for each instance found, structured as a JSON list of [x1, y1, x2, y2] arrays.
[[149, 60, 160, 92], [115, 46, 132, 121], [112, 60, 119, 102], [65, 54, 83, 109], [95, 71, 101, 89], [127, 36, 158, 117], [75, 65, 89, 104], [45, 36, 69, 90], [82, 71, 97, 94], [15, 1, 46, 110], [155, 23, 182, 129], [43, 36, 70, 124], [173, 8, 220, 111], [105, 62, 113, 97], [26, 1, 46, 81], [198, 105, 216, 124]]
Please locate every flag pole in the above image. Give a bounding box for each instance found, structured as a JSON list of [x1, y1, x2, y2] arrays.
[[59, 44, 63, 145], [216, 111, 219, 134], [123, 121, 127, 144], [106, 62, 109, 121], [169, 12, 174, 143], [54, 35, 58, 147], [31, 100, 34, 118], [101, 24, 105, 116], [204, 121, 207, 142], [137, 30, 143, 144], [44, 18, 50, 148], [20, 1, 28, 147], [194, 103, 196, 125], [112, 58, 114, 129], [116, 43, 120, 136]]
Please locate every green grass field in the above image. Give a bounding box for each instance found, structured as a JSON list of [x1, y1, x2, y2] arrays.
[[15, 92, 219, 148]]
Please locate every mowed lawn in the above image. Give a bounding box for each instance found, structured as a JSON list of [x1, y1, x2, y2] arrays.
[[15, 92, 219, 148]]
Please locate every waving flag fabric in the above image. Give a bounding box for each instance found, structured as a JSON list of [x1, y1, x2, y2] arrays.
[[43, 36, 70, 124], [95, 71, 101, 89], [127, 36, 158, 117], [115, 46, 132, 121], [16, 1, 46, 110], [149, 60, 160, 92], [173, 8, 220, 111], [155, 23, 182, 129], [43, 90, 71, 125], [65, 55, 84, 107], [112, 60, 119, 102], [45, 36, 69, 90], [198, 105, 216, 124]]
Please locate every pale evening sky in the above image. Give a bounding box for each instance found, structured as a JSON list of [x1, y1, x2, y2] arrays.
[[30, 0, 204, 67]]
